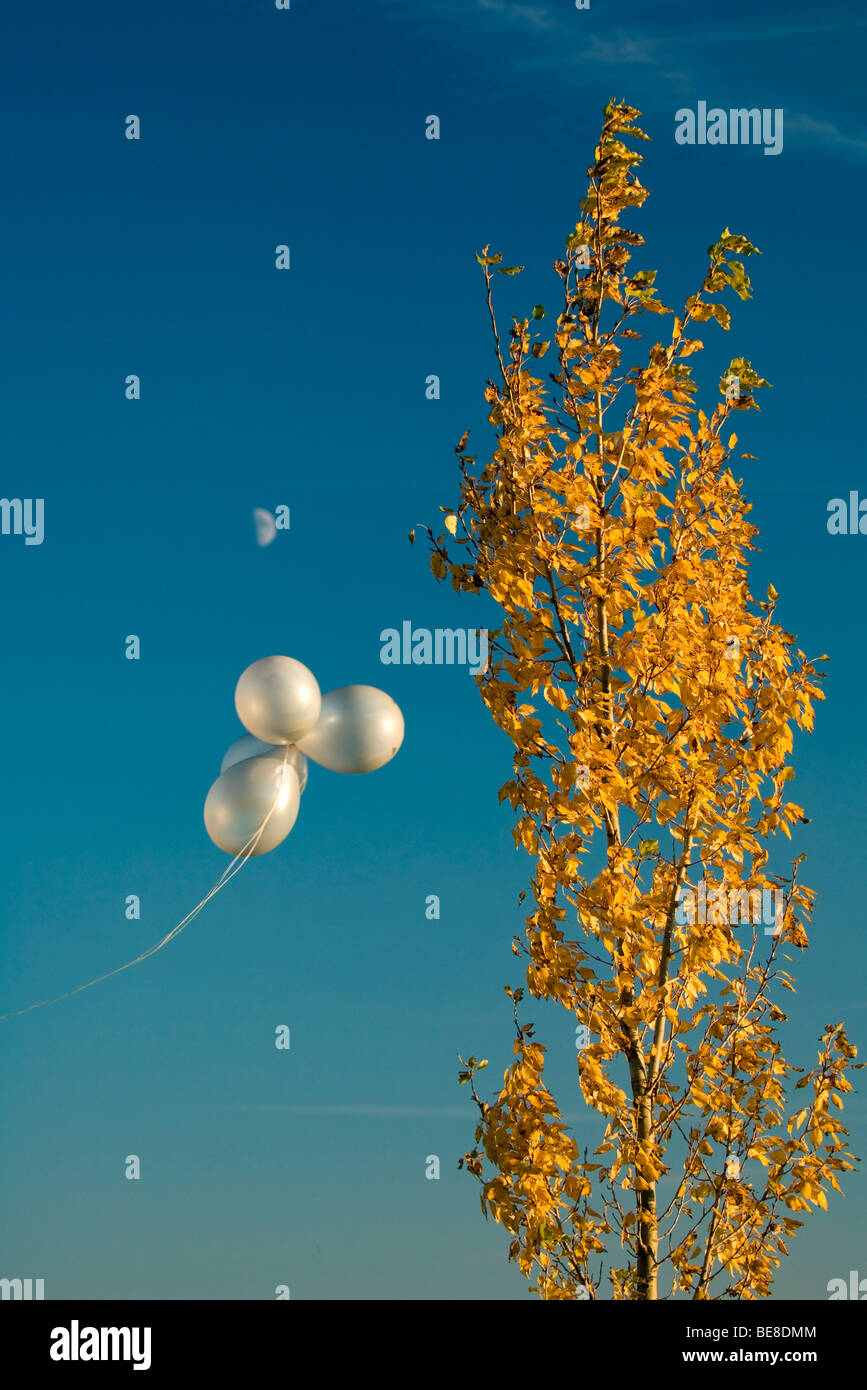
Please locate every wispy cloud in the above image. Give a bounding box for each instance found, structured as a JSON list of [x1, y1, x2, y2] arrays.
[[581, 34, 662, 66], [577, 33, 690, 88], [385, 2, 867, 159], [785, 112, 867, 155], [475, 0, 557, 31], [471, 1, 867, 48], [466, 13, 691, 85]]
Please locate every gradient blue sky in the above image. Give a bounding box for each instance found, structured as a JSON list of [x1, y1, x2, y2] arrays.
[[1, 0, 865, 1300]]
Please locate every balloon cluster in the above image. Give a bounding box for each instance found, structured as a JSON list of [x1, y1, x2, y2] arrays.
[[204, 656, 405, 857]]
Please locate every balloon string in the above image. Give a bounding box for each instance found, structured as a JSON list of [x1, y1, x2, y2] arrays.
[[0, 748, 291, 1022]]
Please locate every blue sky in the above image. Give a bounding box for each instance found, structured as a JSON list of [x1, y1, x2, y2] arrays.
[[1, 0, 865, 1300]]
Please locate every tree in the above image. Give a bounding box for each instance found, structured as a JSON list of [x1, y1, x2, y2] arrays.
[[420, 101, 862, 1300]]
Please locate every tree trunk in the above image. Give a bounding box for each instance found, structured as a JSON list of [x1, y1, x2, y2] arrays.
[[635, 1087, 658, 1299]]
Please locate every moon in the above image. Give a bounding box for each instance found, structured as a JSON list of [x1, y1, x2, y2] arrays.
[[253, 508, 276, 547]]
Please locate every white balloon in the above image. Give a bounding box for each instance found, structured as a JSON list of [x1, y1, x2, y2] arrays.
[[220, 733, 277, 771], [253, 508, 276, 547], [235, 655, 321, 745], [204, 754, 301, 856], [220, 733, 308, 794], [295, 685, 405, 774]]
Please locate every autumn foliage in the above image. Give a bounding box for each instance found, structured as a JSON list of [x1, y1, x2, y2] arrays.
[[421, 101, 862, 1299]]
